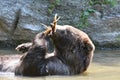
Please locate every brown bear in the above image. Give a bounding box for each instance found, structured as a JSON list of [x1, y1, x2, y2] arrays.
[[14, 14, 95, 76]]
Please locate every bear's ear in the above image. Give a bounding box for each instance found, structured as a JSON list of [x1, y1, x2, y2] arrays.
[[50, 14, 60, 34]]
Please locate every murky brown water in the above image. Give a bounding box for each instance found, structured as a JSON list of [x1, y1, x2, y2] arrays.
[[0, 49, 120, 80]]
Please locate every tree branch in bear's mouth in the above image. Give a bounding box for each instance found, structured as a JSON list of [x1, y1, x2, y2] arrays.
[[43, 27, 52, 36], [41, 23, 49, 29], [50, 14, 60, 34], [40, 23, 52, 36], [41, 14, 60, 36]]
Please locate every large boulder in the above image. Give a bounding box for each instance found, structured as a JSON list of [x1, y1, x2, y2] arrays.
[[83, 4, 120, 49], [0, 0, 49, 48], [86, 17, 120, 49], [0, 0, 120, 49]]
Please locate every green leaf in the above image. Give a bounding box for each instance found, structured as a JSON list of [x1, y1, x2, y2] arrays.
[[84, 11, 90, 16], [56, 0, 61, 5], [87, 8, 96, 13], [89, 0, 94, 5]]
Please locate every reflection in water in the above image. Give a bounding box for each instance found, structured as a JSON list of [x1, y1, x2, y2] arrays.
[[0, 49, 120, 80]]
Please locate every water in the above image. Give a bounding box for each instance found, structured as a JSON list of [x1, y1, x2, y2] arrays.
[[0, 49, 120, 80]]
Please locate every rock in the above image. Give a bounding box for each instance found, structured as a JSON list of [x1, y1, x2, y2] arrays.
[[0, 0, 49, 48], [84, 16, 120, 49], [0, 0, 120, 49], [83, 4, 120, 49]]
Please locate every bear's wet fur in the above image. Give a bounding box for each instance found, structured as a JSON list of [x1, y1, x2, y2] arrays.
[[15, 32, 48, 76], [15, 42, 32, 53], [50, 25, 95, 74]]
